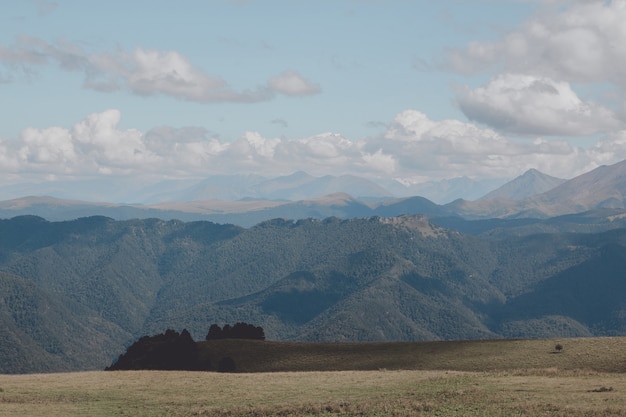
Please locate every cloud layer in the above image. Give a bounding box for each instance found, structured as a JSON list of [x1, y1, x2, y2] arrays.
[[2, 109, 625, 186]]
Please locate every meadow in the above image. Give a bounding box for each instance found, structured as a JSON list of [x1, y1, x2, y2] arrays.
[[2, 337, 626, 416]]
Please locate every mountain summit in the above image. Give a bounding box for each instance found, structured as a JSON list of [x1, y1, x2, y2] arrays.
[[527, 159, 626, 215], [480, 169, 566, 201]]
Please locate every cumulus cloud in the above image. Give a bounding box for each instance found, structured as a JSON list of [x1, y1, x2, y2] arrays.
[[369, 109, 611, 181], [445, 0, 626, 135], [87, 49, 226, 99], [446, 0, 626, 85], [11, 110, 158, 176], [379, 110, 521, 179], [2, 109, 626, 189], [70, 110, 158, 169], [19, 126, 76, 166], [0, 37, 320, 103], [457, 74, 624, 136], [87, 48, 281, 102]]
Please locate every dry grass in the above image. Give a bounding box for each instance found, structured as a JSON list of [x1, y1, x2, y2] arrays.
[[3, 337, 626, 416], [1, 369, 626, 416]]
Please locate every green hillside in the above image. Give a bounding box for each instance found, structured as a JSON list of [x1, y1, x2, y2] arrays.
[[1, 214, 626, 373]]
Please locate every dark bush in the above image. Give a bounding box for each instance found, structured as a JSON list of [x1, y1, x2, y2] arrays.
[[206, 323, 223, 340], [218, 357, 236, 373], [106, 329, 199, 371], [206, 322, 265, 341]]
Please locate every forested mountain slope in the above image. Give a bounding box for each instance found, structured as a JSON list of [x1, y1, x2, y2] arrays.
[[1, 215, 625, 373]]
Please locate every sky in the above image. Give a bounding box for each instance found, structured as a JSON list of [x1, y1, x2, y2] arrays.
[[2, 0, 626, 199]]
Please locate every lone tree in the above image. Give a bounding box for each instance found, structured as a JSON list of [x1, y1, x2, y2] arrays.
[[206, 323, 224, 340]]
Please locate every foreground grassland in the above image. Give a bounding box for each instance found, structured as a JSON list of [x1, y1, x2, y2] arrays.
[[2, 369, 626, 416], [3, 337, 626, 416]]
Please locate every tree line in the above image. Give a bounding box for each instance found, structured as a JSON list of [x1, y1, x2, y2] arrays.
[[105, 322, 265, 372], [205, 322, 265, 341]]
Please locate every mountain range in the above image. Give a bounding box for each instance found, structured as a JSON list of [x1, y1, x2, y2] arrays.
[[0, 171, 506, 205], [2, 160, 626, 229]]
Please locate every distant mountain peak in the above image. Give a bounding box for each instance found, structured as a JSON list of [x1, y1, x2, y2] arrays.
[[527, 158, 626, 214], [480, 169, 566, 201], [284, 171, 314, 180], [522, 168, 541, 176]]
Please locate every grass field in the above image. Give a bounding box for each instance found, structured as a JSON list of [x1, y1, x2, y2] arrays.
[[2, 337, 626, 416], [197, 336, 626, 373]]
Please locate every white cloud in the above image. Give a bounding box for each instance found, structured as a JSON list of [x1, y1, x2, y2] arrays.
[[445, 1, 626, 135], [446, 0, 626, 86], [457, 74, 624, 135], [89, 49, 229, 100], [0, 38, 320, 103], [231, 132, 281, 159], [374, 109, 612, 180], [269, 133, 361, 175], [361, 149, 397, 174], [70, 109, 157, 167], [19, 126, 75, 166], [379, 110, 521, 178], [384, 110, 437, 141], [0, 141, 20, 171], [87, 48, 278, 102], [11, 110, 159, 176]]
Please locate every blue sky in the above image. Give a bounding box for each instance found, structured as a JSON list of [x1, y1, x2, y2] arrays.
[[1, 0, 626, 201]]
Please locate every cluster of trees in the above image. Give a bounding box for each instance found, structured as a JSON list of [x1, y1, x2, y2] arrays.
[[206, 322, 265, 341], [105, 323, 265, 372], [105, 329, 203, 371]]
